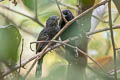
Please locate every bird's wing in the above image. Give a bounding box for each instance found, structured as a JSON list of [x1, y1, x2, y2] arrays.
[[36, 30, 49, 53]]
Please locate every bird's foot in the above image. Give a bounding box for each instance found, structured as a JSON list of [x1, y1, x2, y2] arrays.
[[74, 47, 79, 57]]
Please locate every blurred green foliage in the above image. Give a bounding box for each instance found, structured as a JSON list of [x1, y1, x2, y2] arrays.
[[0, 25, 21, 65], [22, 0, 35, 11]]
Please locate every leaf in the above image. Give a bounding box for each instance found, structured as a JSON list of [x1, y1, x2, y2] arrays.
[[22, 0, 56, 12], [0, 25, 21, 65], [22, 0, 35, 11], [22, 0, 59, 23]]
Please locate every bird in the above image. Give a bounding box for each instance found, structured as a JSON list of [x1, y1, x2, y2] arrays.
[[59, 9, 74, 29], [36, 15, 60, 77], [59, 10, 82, 41], [59, 9, 82, 58], [59, 9, 88, 80]]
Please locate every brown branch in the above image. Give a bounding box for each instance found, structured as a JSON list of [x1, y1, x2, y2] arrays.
[[88, 65, 114, 79], [57, 1, 78, 11], [109, 68, 120, 76], [18, 39, 24, 73], [92, 15, 109, 23], [56, 0, 68, 23], [35, 0, 38, 19], [0, 13, 37, 38], [31, 40, 105, 72], [29, 25, 120, 52], [108, 0, 117, 79], [0, 5, 44, 27], [23, 59, 38, 79], [87, 25, 120, 36], [29, 24, 120, 52], [0, 41, 64, 79]]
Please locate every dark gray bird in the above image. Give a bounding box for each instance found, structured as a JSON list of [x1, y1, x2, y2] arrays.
[[36, 15, 60, 77], [59, 10, 74, 29], [59, 10, 80, 40], [59, 9, 88, 80]]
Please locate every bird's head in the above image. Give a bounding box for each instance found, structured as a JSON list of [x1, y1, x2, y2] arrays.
[[46, 15, 59, 27], [62, 10, 74, 21]]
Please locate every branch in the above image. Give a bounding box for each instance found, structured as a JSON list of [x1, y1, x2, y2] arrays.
[[87, 25, 120, 36], [35, 0, 38, 19], [92, 15, 108, 23], [57, 1, 78, 11], [0, 5, 44, 27], [31, 40, 105, 72], [56, 0, 68, 23], [108, 0, 117, 79], [109, 68, 120, 76], [18, 38, 24, 73], [0, 40, 64, 78], [23, 59, 38, 79]]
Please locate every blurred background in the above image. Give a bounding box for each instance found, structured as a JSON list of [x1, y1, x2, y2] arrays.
[[0, 0, 120, 80]]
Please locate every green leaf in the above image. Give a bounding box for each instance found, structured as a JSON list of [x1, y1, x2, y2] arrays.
[[22, 0, 35, 11], [0, 25, 21, 65], [22, 0, 56, 12], [22, 0, 59, 24], [60, 10, 92, 80], [61, 11, 92, 41]]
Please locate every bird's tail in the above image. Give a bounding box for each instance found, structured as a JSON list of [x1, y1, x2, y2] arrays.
[[36, 57, 43, 78]]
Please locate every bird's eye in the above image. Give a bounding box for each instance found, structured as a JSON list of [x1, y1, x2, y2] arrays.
[[63, 12, 67, 15]]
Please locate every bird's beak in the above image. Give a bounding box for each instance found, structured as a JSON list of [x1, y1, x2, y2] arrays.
[[63, 14, 67, 18]]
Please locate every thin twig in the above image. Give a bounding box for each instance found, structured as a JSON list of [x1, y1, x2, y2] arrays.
[[35, 0, 38, 19], [57, 1, 78, 11], [87, 25, 120, 36], [113, 13, 119, 23], [109, 68, 120, 76], [30, 43, 35, 51], [108, 0, 117, 79], [0, 5, 44, 27], [92, 15, 108, 23], [77, 0, 82, 14], [116, 48, 120, 50], [29, 25, 120, 52], [88, 65, 114, 80], [18, 39, 24, 73], [0, 13, 37, 38], [32, 40, 104, 69], [23, 59, 38, 79], [0, 41, 63, 79], [56, 0, 68, 23], [30, 40, 105, 72]]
